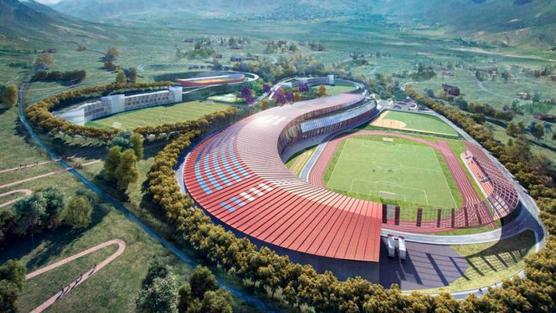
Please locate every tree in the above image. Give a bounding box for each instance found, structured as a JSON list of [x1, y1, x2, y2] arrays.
[[63, 195, 92, 229], [506, 122, 521, 137], [531, 122, 545, 140], [177, 284, 192, 313], [110, 131, 133, 150], [13, 193, 47, 238], [42, 186, 65, 225], [131, 133, 144, 159], [114, 149, 139, 191], [136, 276, 178, 313], [142, 260, 170, 289], [0, 260, 26, 313], [317, 85, 327, 97], [104, 146, 122, 182], [1, 85, 18, 108], [116, 70, 127, 85], [200, 290, 232, 313], [128, 67, 138, 83], [105, 47, 120, 62], [189, 266, 217, 299]]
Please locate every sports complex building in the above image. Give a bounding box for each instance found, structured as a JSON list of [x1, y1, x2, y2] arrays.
[[180, 77, 523, 281]]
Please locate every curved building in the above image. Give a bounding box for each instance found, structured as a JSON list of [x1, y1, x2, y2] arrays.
[[177, 73, 246, 87], [183, 91, 382, 273]]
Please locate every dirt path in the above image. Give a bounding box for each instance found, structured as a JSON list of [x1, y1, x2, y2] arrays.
[[0, 160, 100, 190], [26, 239, 126, 313], [0, 160, 58, 174], [0, 189, 33, 208]]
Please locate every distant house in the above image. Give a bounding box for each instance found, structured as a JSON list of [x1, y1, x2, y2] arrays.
[[535, 113, 556, 123], [230, 55, 244, 62], [442, 84, 460, 96], [517, 92, 530, 100]]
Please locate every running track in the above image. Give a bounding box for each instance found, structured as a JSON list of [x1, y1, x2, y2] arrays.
[[308, 130, 490, 232]]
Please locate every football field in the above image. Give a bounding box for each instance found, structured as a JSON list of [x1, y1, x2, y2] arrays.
[[85, 101, 231, 130], [325, 136, 460, 215]]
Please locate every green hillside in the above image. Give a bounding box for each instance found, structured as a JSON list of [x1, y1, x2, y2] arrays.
[[48, 0, 556, 47]]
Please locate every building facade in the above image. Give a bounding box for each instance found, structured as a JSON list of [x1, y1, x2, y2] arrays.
[[56, 86, 183, 125]]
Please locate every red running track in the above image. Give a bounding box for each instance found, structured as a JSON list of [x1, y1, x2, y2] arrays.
[[309, 130, 501, 233]]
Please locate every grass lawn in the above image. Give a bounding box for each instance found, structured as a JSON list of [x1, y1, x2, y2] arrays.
[[85, 101, 231, 130], [285, 146, 317, 176], [370, 111, 459, 137], [0, 107, 52, 169], [325, 136, 462, 220], [208, 93, 244, 104], [312, 84, 355, 96], [423, 230, 536, 293], [6, 206, 191, 313]]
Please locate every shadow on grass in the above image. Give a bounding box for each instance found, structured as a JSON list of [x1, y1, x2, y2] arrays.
[[0, 206, 109, 270], [463, 231, 534, 278]]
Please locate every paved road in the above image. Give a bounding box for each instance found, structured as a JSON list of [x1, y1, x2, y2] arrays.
[[17, 61, 280, 313]]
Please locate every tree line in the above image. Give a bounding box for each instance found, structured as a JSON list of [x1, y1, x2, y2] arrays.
[[146, 86, 556, 312], [0, 187, 95, 252], [136, 262, 233, 313], [0, 84, 18, 109], [32, 70, 87, 84], [25, 82, 178, 142]]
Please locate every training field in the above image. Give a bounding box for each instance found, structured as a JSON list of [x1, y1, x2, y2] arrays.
[[85, 101, 231, 130], [325, 136, 460, 212], [370, 111, 459, 137]]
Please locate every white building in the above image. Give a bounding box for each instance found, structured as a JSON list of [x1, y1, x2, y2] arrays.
[[56, 86, 183, 125]]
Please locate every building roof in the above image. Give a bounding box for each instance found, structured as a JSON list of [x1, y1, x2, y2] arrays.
[[183, 93, 382, 262]]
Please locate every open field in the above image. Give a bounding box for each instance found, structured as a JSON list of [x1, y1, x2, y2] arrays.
[[316, 84, 356, 96], [85, 101, 231, 130], [0, 104, 195, 311], [424, 230, 536, 293], [208, 93, 243, 104], [325, 136, 461, 214], [369, 110, 459, 137]]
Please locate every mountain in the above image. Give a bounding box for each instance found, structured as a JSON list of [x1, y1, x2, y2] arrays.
[[370, 0, 556, 47], [48, 0, 556, 47], [0, 0, 111, 43]]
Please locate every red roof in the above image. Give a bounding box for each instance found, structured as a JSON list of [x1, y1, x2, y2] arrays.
[[183, 94, 382, 262]]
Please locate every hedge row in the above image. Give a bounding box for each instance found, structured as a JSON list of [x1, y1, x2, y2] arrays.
[[25, 82, 240, 142], [147, 88, 556, 312]]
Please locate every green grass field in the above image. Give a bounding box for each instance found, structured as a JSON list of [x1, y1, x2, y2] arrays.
[[370, 111, 459, 137], [85, 101, 231, 130], [316, 84, 356, 96], [325, 136, 461, 218], [207, 93, 243, 104]]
